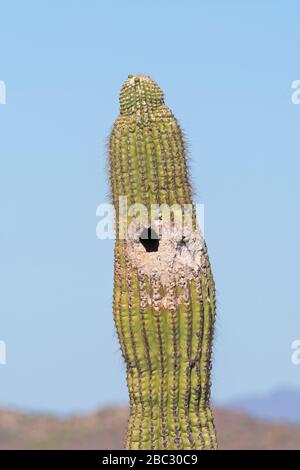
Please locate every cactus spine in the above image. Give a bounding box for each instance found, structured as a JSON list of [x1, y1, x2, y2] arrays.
[[109, 75, 217, 450]]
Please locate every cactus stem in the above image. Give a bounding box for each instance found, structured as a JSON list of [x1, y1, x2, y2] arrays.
[[109, 75, 217, 449]]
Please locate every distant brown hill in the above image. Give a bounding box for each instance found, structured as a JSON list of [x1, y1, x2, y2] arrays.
[[0, 406, 299, 450]]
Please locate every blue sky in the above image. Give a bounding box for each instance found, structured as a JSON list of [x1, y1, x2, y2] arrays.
[[0, 0, 299, 413]]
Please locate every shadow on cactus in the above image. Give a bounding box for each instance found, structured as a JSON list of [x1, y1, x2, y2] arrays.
[[108, 75, 217, 450]]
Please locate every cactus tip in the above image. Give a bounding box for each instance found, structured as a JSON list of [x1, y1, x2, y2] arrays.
[[119, 74, 165, 115]]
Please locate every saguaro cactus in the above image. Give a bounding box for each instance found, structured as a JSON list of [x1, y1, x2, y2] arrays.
[[108, 75, 217, 450]]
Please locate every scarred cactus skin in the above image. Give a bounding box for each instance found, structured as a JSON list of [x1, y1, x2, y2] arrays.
[[108, 75, 217, 450]]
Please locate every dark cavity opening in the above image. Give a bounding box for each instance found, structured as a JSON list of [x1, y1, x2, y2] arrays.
[[139, 227, 159, 252]]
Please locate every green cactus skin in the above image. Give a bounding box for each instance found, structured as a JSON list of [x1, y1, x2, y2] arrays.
[[109, 75, 217, 450]]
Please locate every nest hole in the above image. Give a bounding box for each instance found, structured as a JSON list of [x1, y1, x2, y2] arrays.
[[139, 227, 159, 252]]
